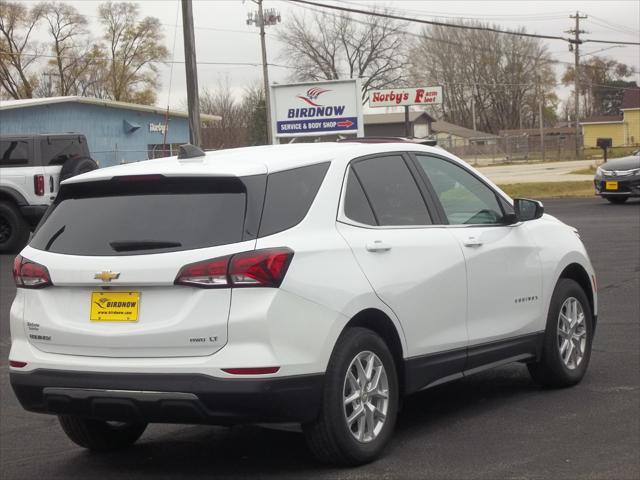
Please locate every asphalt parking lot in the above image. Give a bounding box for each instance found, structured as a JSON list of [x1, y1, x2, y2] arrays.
[[0, 197, 638, 480]]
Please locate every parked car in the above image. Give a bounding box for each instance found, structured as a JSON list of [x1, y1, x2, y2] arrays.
[[0, 133, 98, 252], [594, 149, 640, 203], [9, 141, 597, 466]]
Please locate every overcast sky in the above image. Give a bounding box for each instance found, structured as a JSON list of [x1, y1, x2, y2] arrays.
[[25, 0, 640, 111]]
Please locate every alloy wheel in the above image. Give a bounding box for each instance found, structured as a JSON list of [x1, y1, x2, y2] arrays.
[[342, 350, 389, 443], [557, 297, 587, 370]]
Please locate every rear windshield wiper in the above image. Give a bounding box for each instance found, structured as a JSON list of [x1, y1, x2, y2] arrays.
[[109, 240, 182, 252]]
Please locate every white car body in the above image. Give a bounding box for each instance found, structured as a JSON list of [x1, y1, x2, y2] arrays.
[[9, 142, 597, 432]]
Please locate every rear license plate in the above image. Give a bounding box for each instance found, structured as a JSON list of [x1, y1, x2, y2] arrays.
[[90, 291, 140, 322], [605, 181, 618, 190]]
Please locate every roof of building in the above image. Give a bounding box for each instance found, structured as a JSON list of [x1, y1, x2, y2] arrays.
[[62, 142, 447, 184], [499, 127, 576, 136], [621, 87, 640, 110], [0, 96, 221, 121], [431, 119, 495, 139], [580, 115, 624, 124], [363, 111, 435, 125]]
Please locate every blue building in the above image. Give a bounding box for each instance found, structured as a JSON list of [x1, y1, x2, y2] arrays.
[[0, 96, 219, 167]]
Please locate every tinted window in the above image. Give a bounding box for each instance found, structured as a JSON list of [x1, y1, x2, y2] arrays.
[[344, 168, 376, 225], [259, 162, 329, 237], [30, 177, 260, 256], [416, 155, 505, 225], [352, 155, 431, 226], [0, 140, 30, 166], [41, 137, 87, 165]]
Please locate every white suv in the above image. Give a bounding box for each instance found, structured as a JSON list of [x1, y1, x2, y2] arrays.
[[9, 141, 597, 465]]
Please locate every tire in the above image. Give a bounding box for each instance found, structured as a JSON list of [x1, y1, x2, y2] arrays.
[[528, 278, 594, 388], [0, 201, 30, 253], [604, 196, 628, 204], [59, 156, 99, 182], [58, 415, 147, 452], [303, 327, 399, 466]]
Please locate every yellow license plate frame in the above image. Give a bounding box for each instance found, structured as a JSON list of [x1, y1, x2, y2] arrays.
[[90, 291, 140, 322], [605, 181, 619, 190]]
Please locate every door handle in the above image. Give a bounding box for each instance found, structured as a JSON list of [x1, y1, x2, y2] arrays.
[[366, 240, 392, 253], [463, 236, 483, 248]]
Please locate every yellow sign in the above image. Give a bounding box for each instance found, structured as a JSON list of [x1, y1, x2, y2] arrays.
[[605, 181, 619, 190], [90, 291, 140, 322]]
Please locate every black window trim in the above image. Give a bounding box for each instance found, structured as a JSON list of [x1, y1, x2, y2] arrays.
[[406, 151, 516, 228], [337, 151, 440, 229]]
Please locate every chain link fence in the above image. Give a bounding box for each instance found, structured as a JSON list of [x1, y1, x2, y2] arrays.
[[438, 134, 584, 166]]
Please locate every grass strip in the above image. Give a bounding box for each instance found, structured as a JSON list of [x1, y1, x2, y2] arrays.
[[497, 181, 594, 198]]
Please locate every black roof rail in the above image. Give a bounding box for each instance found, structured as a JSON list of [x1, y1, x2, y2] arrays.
[[177, 143, 206, 159], [337, 136, 437, 146]]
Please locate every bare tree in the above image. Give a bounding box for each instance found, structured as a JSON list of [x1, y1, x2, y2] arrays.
[[98, 1, 168, 104], [199, 80, 249, 148], [39, 1, 95, 96], [409, 21, 557, 133], [562, 56, 635, 117], [0, 2, 46, 99], [277, 10, 407, 99]]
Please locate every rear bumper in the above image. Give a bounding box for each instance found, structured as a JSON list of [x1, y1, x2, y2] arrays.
[[10, 369, 324, 425]]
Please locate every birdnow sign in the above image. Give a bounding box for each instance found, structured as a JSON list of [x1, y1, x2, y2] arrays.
[[368, 86, 443, 108], [270, 79, 364, 141]]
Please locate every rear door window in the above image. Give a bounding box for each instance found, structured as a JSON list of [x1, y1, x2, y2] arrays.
[[259, 162, 330, 237], [0, 140, 31, 167], [30, 176, 265, 256], [40, 137, 88, 165], [351, 155, 432, 226]]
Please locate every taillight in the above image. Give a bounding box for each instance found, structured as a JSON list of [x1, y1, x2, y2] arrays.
[[34, 174, 45, 196], [13, 255, 52, 289], [174, 256, 231, 288], [174, 248, 294, 289], [222, 367, 280, 375]]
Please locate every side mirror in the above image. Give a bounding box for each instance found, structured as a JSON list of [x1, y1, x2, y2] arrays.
[[514, 198, 544, 222]]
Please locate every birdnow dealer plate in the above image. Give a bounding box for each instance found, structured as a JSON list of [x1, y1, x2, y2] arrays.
[[90, 291, 140, 322]]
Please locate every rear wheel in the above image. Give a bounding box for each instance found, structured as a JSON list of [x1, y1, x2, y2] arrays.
[[0, 201, 29, 253], [528, 278, 593, 388], [58, 415, 147, 451], [59, 156, 99, 182], [303, 327, 399, 466], [604, 196, 628, 204]]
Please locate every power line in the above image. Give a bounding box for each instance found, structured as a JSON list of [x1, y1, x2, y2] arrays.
[[287, 0, 640, 46]]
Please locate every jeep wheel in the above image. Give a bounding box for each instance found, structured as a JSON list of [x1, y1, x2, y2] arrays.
[[60, 156, 99, 182], [0, 201, 30, 253]]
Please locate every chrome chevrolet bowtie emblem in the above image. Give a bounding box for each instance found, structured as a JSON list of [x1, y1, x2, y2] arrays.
[[94, 271, 120, 282]]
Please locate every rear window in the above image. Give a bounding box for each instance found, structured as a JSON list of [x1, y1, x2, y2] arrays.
[[258, 162, 330, 237], [30, 176, 265, 256], [0, 140, 30, 166], [41, 137, 88, 165]]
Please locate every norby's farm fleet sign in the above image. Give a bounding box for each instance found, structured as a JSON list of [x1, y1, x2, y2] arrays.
[[368, 86, 443, 108], [271, 79, 364, 140]]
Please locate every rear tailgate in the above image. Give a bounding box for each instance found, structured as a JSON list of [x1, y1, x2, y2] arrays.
[[21, 173, 266, 358]]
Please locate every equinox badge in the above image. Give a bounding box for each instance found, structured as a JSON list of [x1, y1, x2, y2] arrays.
[[94, 271, 120, 282]]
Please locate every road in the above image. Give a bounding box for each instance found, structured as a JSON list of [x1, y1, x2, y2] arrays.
[[478, 159, 595, 184], [1, 198, 638, 480]]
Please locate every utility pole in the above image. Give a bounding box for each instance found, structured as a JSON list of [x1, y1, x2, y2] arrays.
[[568, 11, 587, 159], [182, 0, 201, 147], [247, 2, 281, 144], [538, 84, 545, 161], [471, 84, 477, 132]]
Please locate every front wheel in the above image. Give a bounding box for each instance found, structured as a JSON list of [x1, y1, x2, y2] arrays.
[[303, 327, 399, 466], [58, 415, 147, 451], [528, 278, 593, 388]]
